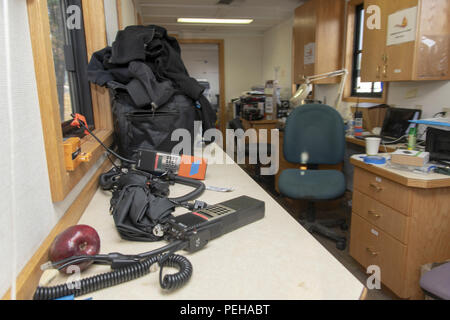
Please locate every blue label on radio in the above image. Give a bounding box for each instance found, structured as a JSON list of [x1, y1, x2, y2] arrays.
[[189, 161, 201, 176]]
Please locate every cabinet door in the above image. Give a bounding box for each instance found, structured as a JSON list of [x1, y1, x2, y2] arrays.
[[361, 0, 389, 82], [384, 0, 419, 81], [293, 0, 317, 84], [414, 0, 450, 80], [315, 0, 345, 84]]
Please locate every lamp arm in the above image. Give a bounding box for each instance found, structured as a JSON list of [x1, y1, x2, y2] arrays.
[[335, 69, 349, 113], [294, 69, 349, 118], [304, 69, 348, 83]]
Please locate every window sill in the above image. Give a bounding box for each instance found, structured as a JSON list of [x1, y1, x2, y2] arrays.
[[343, 96, 387, 104], [61, 129, 114, 197]]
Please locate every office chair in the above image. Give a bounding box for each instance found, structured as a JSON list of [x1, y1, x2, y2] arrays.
[[278, 104, 348, 250]]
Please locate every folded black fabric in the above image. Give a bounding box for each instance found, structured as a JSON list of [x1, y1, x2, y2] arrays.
[[128, 61, 175, 108], [111, 26, 155, 64], [88, 47, 133, 86], [110, 173, 175, 242]]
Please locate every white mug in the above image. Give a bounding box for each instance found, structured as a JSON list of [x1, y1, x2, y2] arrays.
[[366, 137, 382, 156]]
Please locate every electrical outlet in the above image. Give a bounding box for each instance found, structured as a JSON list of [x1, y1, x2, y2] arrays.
[[443, 107, 450, 116], [405, 88, 418, 99]]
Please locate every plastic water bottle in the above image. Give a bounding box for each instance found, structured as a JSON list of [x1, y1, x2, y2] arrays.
[[408, 127, 417, 150], [354, 111, 363, 137]]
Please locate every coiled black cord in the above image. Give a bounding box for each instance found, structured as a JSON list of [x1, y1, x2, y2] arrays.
[[159, 254, 193, 290], [33, 254, 192, 300]]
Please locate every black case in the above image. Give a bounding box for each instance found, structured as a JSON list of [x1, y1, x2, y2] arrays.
[[426, 127, 450, 162]]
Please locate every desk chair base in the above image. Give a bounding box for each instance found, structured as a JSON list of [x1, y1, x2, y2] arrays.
[[300, 203, 348, 251]]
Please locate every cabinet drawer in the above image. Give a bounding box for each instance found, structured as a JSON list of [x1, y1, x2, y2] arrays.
[[353, 190, 410, 244], [354, 168, 410, 215], [350, 213, 407, 298]]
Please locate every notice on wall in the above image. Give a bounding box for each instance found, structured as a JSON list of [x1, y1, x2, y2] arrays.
[[387, 7, 418, 46], [304, 43, 315, 65]]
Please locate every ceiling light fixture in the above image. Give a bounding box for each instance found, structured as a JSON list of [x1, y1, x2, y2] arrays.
[[177, 18, 253, 24]]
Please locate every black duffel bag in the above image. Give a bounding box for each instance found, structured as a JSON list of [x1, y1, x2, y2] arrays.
[[110, 90, 198, 159], [88, 25, 216, 158]]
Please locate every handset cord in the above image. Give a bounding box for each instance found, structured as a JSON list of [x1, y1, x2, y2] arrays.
[[34, 241, 192, 300], [71, 114, 136, 165]]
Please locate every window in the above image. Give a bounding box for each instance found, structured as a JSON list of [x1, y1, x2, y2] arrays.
[[343, 1, 387, 103], [47, 0, 94, 132], [350, 4, 383, 98], [28, 0, 114, 202]]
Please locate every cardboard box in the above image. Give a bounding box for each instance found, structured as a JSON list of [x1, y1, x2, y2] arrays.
[[391, 149, 430, 167], [351, 104, 389, 133]]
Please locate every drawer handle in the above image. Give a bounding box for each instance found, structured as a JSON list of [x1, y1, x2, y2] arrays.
[[383, 65, 388, 78], [369, 183, 383, 192], [368, 210, 381, 219], [366, 248, 379, 256]]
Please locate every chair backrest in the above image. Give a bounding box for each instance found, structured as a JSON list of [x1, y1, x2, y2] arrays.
[[283, 104, 345, 165]]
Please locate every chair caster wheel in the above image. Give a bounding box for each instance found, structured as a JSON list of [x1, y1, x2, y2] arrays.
[[340, 223, 349, 231], [336, 240, 346, 251]]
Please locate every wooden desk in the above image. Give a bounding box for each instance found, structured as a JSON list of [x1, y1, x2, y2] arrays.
[[45, 145, 365, 300], [346, 136, 399, 153], [349, 155, 450, 299], [240, 118, 280, 144]]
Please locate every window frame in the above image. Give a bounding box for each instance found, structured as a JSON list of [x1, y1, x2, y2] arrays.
[[343, 0, 388, 103], [62, 0, 95, 126], [27, 0, 113, 202]]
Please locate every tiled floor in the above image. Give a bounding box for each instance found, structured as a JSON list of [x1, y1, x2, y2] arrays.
[[246, 169, 399, 300]]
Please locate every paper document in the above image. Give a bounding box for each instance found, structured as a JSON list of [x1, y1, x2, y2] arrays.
[[387, 7, 418, 46]]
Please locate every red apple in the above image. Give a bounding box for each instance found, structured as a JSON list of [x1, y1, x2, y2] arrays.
[[49, 224, 101, 273]]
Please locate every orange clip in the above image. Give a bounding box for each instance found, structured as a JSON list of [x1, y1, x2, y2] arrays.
[[70, 113, 89, 135]]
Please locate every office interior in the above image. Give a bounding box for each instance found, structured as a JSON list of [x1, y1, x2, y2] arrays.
[[1, 0, 449, 301]]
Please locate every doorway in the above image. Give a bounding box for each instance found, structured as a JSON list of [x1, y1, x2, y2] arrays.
[[178, 39, 226, 138]]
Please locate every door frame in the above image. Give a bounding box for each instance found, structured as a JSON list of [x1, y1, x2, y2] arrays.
[[178, 39, 226, 139]]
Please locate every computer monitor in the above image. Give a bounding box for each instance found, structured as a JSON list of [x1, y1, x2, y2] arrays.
[[381, 108, 422, 141]]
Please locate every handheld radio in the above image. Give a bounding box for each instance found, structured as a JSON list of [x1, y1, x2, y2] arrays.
[[70, 113, 208, 180], [135, 150, 208, 181]]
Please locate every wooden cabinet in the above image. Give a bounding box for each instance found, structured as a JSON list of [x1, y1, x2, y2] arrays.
[[293, 0, 345, 84], [349, 163, 450, 299], [361, 0, 450, 82]]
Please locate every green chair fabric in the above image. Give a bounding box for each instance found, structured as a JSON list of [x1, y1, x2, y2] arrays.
[[279, 104, 346, 201], [278, 169, 346, 200], [283, 104, 345, 165]]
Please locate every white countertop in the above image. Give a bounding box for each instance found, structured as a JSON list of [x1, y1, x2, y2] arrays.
[[48, 145, 365, 300], [351, 154, 450, 181]]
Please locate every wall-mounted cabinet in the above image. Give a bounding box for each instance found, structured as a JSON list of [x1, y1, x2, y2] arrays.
[[361, 0, 450, 82], [293, 0, 345, 84]]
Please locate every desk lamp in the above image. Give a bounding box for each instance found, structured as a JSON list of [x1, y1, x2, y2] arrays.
[[290, 69, 350, 120]]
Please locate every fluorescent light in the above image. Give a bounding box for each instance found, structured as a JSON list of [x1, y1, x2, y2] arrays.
[[177, 18, 253, 24]]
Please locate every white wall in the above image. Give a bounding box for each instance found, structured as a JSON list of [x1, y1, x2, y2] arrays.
[[0, 0, 106, 298], [262, 16, 294, 99], [224, 35, 264, 103], [120, 0, 137, 29], [104, 0, 138, 44], [104, 0, 119, 46], [178, 33, 264, 104], [315, 81, 450, 120]]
